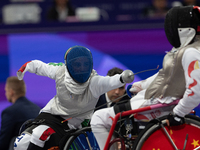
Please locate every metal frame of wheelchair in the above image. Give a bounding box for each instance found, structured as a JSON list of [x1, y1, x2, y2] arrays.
[[63, 99, 200, 150], [104, 100, 200, 150]]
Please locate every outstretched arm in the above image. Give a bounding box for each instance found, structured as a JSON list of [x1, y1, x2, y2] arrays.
[[129, 72, 158, 94], [17, 60, 62, 80], [90, 70, 134, 98]]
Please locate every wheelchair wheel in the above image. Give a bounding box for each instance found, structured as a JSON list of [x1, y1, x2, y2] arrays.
[[133, 115, 200, 150], [108, 138, 126, 150], [63, 127, 100, 150]]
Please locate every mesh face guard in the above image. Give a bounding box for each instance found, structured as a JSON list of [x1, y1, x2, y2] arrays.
[[64, 46, 93, 83], [164, 6, 200, 48]]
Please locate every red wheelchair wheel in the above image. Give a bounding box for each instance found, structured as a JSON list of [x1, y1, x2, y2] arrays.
[[134, 116, 200, 150]]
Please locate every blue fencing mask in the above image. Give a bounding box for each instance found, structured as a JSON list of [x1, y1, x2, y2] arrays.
[[64, 46, 93, 83]]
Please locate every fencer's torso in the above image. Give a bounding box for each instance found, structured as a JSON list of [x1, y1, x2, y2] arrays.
[[145, 40, 200, 100], [36, 64, 124, 127], [17, 60, 124, 128], [42, 66, 98, 121]]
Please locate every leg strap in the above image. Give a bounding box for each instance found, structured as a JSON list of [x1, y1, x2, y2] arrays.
[[24, 112, 69, 138], [27, 142, 43, 150], [114, 101, 131, 114], [113, 101, 140, 136]]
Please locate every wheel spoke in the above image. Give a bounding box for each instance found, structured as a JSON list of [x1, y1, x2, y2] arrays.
[[160, 123, 178, 150], [182, 134, 188, 150]]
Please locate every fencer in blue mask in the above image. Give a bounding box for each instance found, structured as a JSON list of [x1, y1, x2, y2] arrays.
[[14, 45, 134, 150]]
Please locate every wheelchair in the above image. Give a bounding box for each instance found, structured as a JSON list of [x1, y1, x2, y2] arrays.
[[62, 114, 200, 150], [62, 100, 200, 150], [16, 101, 200, 150], [103, 100, 200, 150]]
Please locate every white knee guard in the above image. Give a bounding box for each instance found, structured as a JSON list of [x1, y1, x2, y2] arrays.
[[91, 107, 116, 150], [30, 124, 52, 148], [14, 133, 31, 150]]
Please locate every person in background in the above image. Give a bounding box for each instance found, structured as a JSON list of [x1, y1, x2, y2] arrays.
[[181, 0, 200, 6], [172, 0, 200, 7], [95, 67, 130, 111], [142, 0, 170, 19], [46, 0, 76, 22], [0, 76, 40, 150]]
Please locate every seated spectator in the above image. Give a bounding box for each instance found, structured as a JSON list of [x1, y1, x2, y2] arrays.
[[142, 0, 170, 19], [172, 0, 200, 9], [95, 67, 130, 111], [46, 0, 76, 22], [181, 0, 200, 6], [0, 76, 40, 150]]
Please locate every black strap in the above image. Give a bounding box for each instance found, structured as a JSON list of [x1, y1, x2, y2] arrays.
[[24, 112, 69, 138], [113, 101, 140, 136], [27, 142, 43, 150], [114, 101, 131, 114]]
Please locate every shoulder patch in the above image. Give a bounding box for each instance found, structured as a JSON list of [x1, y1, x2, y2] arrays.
[[48, 62, 63, 66]]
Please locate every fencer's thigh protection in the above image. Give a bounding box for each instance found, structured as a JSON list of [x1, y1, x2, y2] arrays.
[[91, 107, 116, 150], [14, 133, 31, 150]]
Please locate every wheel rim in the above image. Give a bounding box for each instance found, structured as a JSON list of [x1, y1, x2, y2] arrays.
[[65, 131, 100, 150]]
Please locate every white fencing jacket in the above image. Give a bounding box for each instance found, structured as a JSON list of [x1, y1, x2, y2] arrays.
[[17, 60, 124, 128]]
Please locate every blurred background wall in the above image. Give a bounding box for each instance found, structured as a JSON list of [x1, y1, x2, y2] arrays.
[[0, 0, 200, 127]]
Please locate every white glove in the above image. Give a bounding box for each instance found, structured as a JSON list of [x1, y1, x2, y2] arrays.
[[121, 70, 134, 83], [17, 61, 31, 80], [129, 83, 143, 94]]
